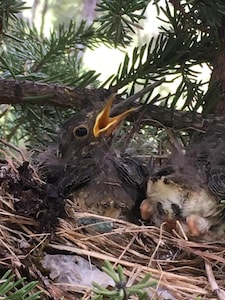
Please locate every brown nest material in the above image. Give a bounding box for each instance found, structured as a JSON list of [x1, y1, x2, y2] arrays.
[[0, 145, 225, 299]]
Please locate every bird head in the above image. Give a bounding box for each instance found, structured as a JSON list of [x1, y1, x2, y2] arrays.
[[58, 94, 138, 158]]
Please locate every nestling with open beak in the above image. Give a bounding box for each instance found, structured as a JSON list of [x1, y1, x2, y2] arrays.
[[38, 94, 149, 220]]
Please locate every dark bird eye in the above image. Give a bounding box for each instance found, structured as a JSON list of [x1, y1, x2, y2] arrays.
[[73, 125, 89, 138], [157, 202, 164, 215], [171, 203, 181, 217]]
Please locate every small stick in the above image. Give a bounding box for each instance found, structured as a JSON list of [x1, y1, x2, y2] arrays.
[[205, 260, 225, 300], [0, 137, 27, 161]]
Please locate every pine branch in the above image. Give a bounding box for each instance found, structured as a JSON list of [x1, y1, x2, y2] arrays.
[[141, 103, 212, 131], [1, 1, 225, 144], [169, 0, 225, 32], [107, 32, 213, 91], [0, 0, 29, 33], [101, 2, 217, 110], [1, 18, 107, 85], [0, 79, 221, 132], [0, 79, 110, 108], [95, 0, 150, 47]]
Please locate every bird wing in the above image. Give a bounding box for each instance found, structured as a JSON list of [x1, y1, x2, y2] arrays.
[[188, 125, 225, 198], [113, 155, 149, 191], [57, 159, 97, 196], [208, 167, 225, 197]]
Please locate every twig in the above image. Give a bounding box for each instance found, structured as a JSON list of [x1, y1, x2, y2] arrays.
[[148, 222, 166, 267], [126, 80, 164, 102], [113, 233, 137, 267], [0, 137, 27, 161], [174, 220, 188, 241], [111, 82, 162, 118], [205, 260, 225, 300]]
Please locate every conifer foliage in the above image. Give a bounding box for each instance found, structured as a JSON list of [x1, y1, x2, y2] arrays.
[[1, 0, 225, 143]]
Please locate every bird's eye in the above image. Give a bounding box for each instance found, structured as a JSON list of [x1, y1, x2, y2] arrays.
[[73, 125, 89, 138], [157, 202, 164, 215], [171, 203, 181, 217]]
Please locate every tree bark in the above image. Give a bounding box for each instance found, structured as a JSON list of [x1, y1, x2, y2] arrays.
[[205, 16, 225, 116], [0, 79, 110, 109]]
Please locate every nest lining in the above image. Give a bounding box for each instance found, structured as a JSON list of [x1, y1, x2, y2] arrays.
[[0, 147, 224, 299]]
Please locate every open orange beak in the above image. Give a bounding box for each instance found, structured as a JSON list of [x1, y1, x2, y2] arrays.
[[93, 94, 137, 138]]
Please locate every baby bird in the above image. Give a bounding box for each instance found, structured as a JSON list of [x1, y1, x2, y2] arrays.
[[38, 94, 148, 221], [140, 125, 225, 240]]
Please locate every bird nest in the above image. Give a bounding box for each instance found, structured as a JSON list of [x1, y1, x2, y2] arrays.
[[0, 145, 225, 300]]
